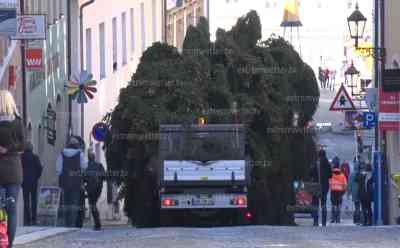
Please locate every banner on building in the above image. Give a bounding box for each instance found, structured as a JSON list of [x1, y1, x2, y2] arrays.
[[379, 90, 400, 131], [13, 15, 46, 40], [25, 48, 43, 69], [0, 0, 17, 37]]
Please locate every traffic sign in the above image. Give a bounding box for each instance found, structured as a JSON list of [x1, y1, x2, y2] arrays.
[[329, 85, 356, 111], [363, 112, 376, 129], [92, 122, 108, 142]]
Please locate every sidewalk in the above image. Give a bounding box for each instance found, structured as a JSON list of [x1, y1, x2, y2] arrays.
[[14, 226, 78, 246]]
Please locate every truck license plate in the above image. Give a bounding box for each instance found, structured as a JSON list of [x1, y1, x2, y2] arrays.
[[192, 195, 214, 206]]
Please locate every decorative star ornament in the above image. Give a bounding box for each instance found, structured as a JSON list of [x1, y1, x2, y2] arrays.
[[66, 71, 97, 103]]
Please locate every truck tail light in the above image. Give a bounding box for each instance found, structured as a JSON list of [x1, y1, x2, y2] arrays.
[[232, 196, 247, 206], [245, 211, 253, 220], [162, 198, 178, 206]]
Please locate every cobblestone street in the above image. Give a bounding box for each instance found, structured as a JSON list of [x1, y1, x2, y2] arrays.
[[15, 225, 400, 248]]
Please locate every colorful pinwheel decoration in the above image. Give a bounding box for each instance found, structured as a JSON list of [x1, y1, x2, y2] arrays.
[[66, 71, 97, 104]]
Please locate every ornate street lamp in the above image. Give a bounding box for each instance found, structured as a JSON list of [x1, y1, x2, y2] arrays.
[[347, 3, 367, 49], [345, 62, 368, 109], [347, 3, 385, 61], [345, 61, 360, 95]]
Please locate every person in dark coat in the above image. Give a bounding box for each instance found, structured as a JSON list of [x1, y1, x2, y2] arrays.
[[311, 149, 332, 226], [21, 142, 43, 226], [84, 150, 105, 230], [359, 163, 374, 226], [0, 90, 25, 248], [56, 137, 87, 227]]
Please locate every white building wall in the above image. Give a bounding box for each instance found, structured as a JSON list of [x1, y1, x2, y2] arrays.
[[76, 0, 164, 220]]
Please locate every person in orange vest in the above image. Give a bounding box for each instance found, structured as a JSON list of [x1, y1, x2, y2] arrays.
[[329, 166, 348, 223]]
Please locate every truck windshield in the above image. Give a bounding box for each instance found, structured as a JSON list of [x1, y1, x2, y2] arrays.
[[160, 125, 245, 161]]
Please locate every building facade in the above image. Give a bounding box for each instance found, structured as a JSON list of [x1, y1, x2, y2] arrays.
[[71, 0, 165, 219], [23, 0, 70, 189], [382, 0, 400, 225]]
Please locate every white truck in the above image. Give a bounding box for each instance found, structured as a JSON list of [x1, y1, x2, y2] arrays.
[[158, 124, 251, 225]]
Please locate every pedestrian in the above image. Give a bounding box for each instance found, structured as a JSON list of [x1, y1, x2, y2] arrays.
[[359, 163, 373, 226], [324, 68, 330, 89], [341, 160, 350, 182], [83, 150, 106, 230], [331, 155, 340, 168], [21, 142, 43, 226], [348, 159, 362, 225], [0, 90, 25, 248], [310, 149, 332, 226], [318, 67, 324, 88], [329, 166, 348, 223], [56, 137, 87, 227]]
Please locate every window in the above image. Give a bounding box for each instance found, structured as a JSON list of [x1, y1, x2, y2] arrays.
[[176, 18, 184, 50], [186, 12, 193, 28], [85, 28, 92, 73], [130, 8, 135, 53], [112, 17, 118, 71], [122, 12, 127, 65], [140, 3, 146, 51], [99, 22, 106, 79], [152, 0, 157, 41]]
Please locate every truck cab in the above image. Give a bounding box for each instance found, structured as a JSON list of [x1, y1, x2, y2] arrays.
[[158, 124, 251, 225]]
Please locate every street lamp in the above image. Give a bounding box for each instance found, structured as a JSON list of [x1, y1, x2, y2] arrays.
[[345, 61, 360, 96], [347, 3, 367, 49], [347, 3, 385, 61]]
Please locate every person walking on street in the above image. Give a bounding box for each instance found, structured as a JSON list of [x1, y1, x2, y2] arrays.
[[359, 163, 374, 226], [348, 159, 362, 225], [329, 166, 348, 223], [318, 67, 324, 88], [341, 160, 350, 183], [0, 90, 25, 248], [84, 150, 106, 230], [21, 143, 43, 226], [311, 149, 332, 226], [56, 137, 87, 227], [332, 155, 340, 168], [324, 68, 330, 89]]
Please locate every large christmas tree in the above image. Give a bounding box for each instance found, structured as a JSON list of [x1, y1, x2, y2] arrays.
[[105, 11, 319, 226]]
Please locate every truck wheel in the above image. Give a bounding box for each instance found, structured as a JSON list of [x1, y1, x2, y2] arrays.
[[160, 210, 174, 226]]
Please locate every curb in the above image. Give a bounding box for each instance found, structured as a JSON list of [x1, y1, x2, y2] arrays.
[[14, 227, 79, 245]]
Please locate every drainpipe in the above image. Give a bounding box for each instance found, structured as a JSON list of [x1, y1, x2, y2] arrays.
[[79, 0, 95, 139], [20, 0, 27, 126], [67, 0, 72, 138]]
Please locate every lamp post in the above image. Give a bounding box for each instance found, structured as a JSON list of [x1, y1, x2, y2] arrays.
[[345, 61, 360, 97], [347, 1, 385, 225], [347, 3, 385, 61]]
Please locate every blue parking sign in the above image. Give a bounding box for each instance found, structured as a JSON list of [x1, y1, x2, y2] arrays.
[[363, 112, 376, 129]]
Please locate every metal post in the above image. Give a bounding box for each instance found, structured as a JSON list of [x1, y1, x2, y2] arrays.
[[20, 0, 27, 126], [79, 0, 95, 139], [374, 0, 384, 226]]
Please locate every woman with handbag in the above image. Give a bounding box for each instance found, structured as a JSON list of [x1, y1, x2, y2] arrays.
[[0, 90, 25, 248]]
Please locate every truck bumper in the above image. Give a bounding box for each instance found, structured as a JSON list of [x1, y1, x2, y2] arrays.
[[160, 192, 247, 209]]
